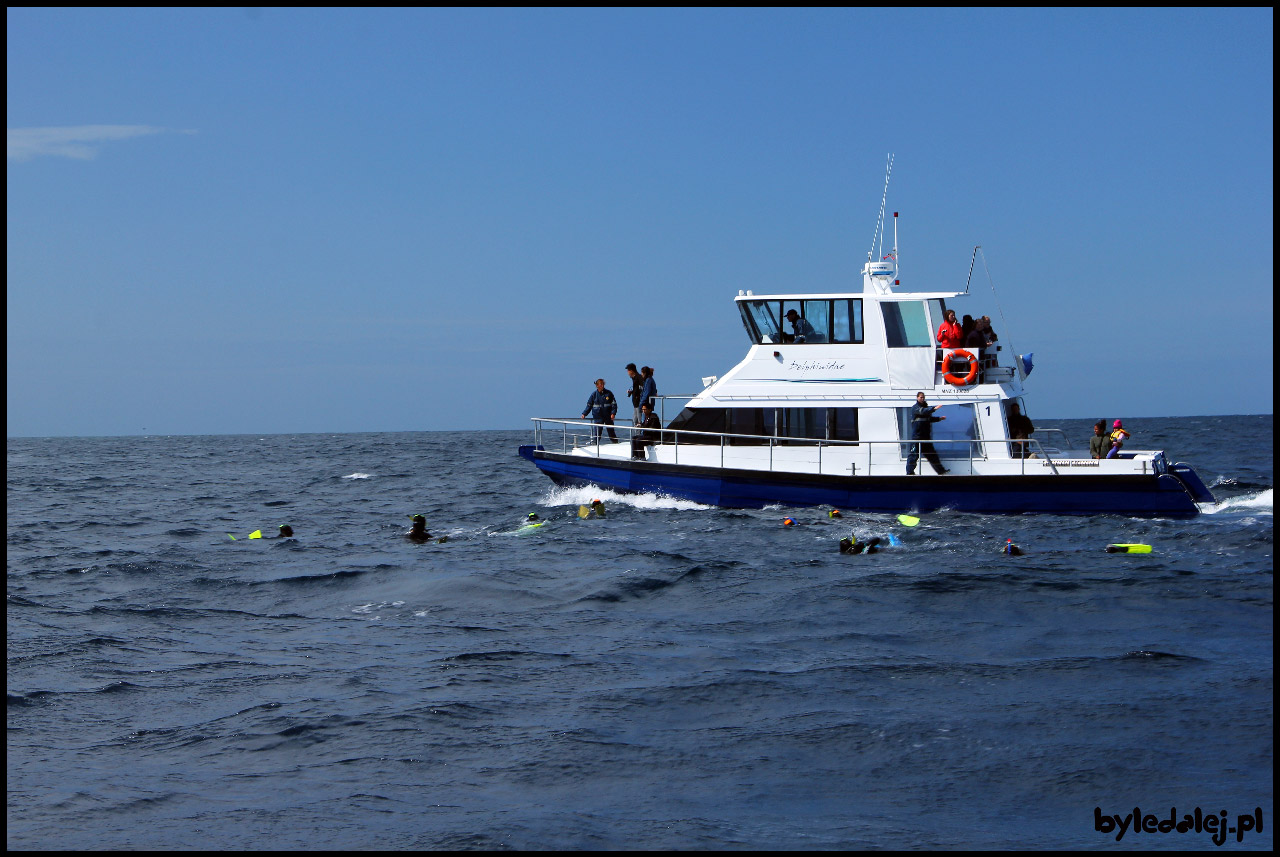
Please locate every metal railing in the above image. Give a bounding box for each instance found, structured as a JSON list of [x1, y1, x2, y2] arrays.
[[652, 395, 695, 424], [532, 416, 1063, 476], [1028, 427, 1073, 451]]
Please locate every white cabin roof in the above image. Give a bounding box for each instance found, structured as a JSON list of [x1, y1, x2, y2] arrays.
[[735, 291, 963, 301]]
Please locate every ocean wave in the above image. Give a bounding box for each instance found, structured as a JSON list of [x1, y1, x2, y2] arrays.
[[265, 567, 389, 585], [541, 484, 711, 512], [439, 650, 572, 663], [1117, 649, 1200, 662], [1209, 475, 1272, 491], [575, 563, 718, 603], [352, 600, 405, 614], [1200, 488, 1272, 515]]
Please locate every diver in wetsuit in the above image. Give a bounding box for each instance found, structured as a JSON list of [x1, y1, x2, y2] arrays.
[[840, 536, 884, 554], [407, 515, 432, 543]]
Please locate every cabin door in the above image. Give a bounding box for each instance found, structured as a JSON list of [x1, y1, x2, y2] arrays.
[[881, 301, 936, 389]]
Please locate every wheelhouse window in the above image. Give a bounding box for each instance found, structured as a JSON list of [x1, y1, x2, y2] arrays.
[[780, 301, 803, 341], [737, 298, 863, 344], [801, 301, 830, 343], [831, 299, 864, 343], [882, 301, 932, 347], [739, 300, 783, 344]]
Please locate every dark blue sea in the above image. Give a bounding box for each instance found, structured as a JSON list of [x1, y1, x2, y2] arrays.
[[7, 416, 1273, 849]]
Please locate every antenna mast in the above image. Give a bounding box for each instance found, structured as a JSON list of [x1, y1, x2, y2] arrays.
[[869, 153, 894, 261]]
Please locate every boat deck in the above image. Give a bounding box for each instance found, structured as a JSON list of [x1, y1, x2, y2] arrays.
[[533, 416, 1166, 480]]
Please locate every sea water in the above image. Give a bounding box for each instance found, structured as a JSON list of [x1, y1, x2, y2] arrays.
[[7, 416, 1273, 849]]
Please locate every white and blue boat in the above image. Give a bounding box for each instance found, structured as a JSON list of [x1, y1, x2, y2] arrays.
[[519, 179, 1214, 518]]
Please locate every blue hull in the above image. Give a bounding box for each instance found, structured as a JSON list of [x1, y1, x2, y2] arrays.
[[518, 446, 1205, 517]]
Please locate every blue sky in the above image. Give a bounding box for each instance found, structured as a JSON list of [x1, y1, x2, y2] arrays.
[[7, 8, 1273, 437]]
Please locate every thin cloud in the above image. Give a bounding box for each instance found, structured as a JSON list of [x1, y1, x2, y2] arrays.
[[7, 125, 195, 161]]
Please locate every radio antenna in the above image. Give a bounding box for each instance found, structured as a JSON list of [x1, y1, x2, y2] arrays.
[[869, 153, 894, 261], [964, 245, 980, 294]]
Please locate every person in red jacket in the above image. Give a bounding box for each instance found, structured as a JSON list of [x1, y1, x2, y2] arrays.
[[937, 309, 963, 348]]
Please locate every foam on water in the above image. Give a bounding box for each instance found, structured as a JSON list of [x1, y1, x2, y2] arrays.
[[1200, 488, 1272, 515], [541, 484, 712, 511], [342, 472, 372, 480]]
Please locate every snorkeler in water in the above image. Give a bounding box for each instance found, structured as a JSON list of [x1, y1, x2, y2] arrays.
[[407, 514, 449, 543], [840, 536, 884, 555], [406, 515, 431, 543]]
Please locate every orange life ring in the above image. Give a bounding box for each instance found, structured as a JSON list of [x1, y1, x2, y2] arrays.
[[942, 349, 978, 386]]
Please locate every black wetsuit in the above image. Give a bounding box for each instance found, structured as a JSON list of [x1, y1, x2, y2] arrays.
[[907, 402, 948, 475]]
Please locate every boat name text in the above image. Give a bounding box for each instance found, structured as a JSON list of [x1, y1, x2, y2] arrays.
[[788, 360, 846, 374]]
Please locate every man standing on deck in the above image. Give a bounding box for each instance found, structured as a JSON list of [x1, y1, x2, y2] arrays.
[[582, 378, 619, 444], [624, 363, 643, 426], [907, 392, 949, 475]]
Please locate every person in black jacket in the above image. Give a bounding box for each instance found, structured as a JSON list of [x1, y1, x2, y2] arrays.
[[981, 316, 998, 343], [624, 363, 643, 425], [906, 392, 949, 475], [1007, 402, 1035, 458], [631, 402, 662, 459]]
